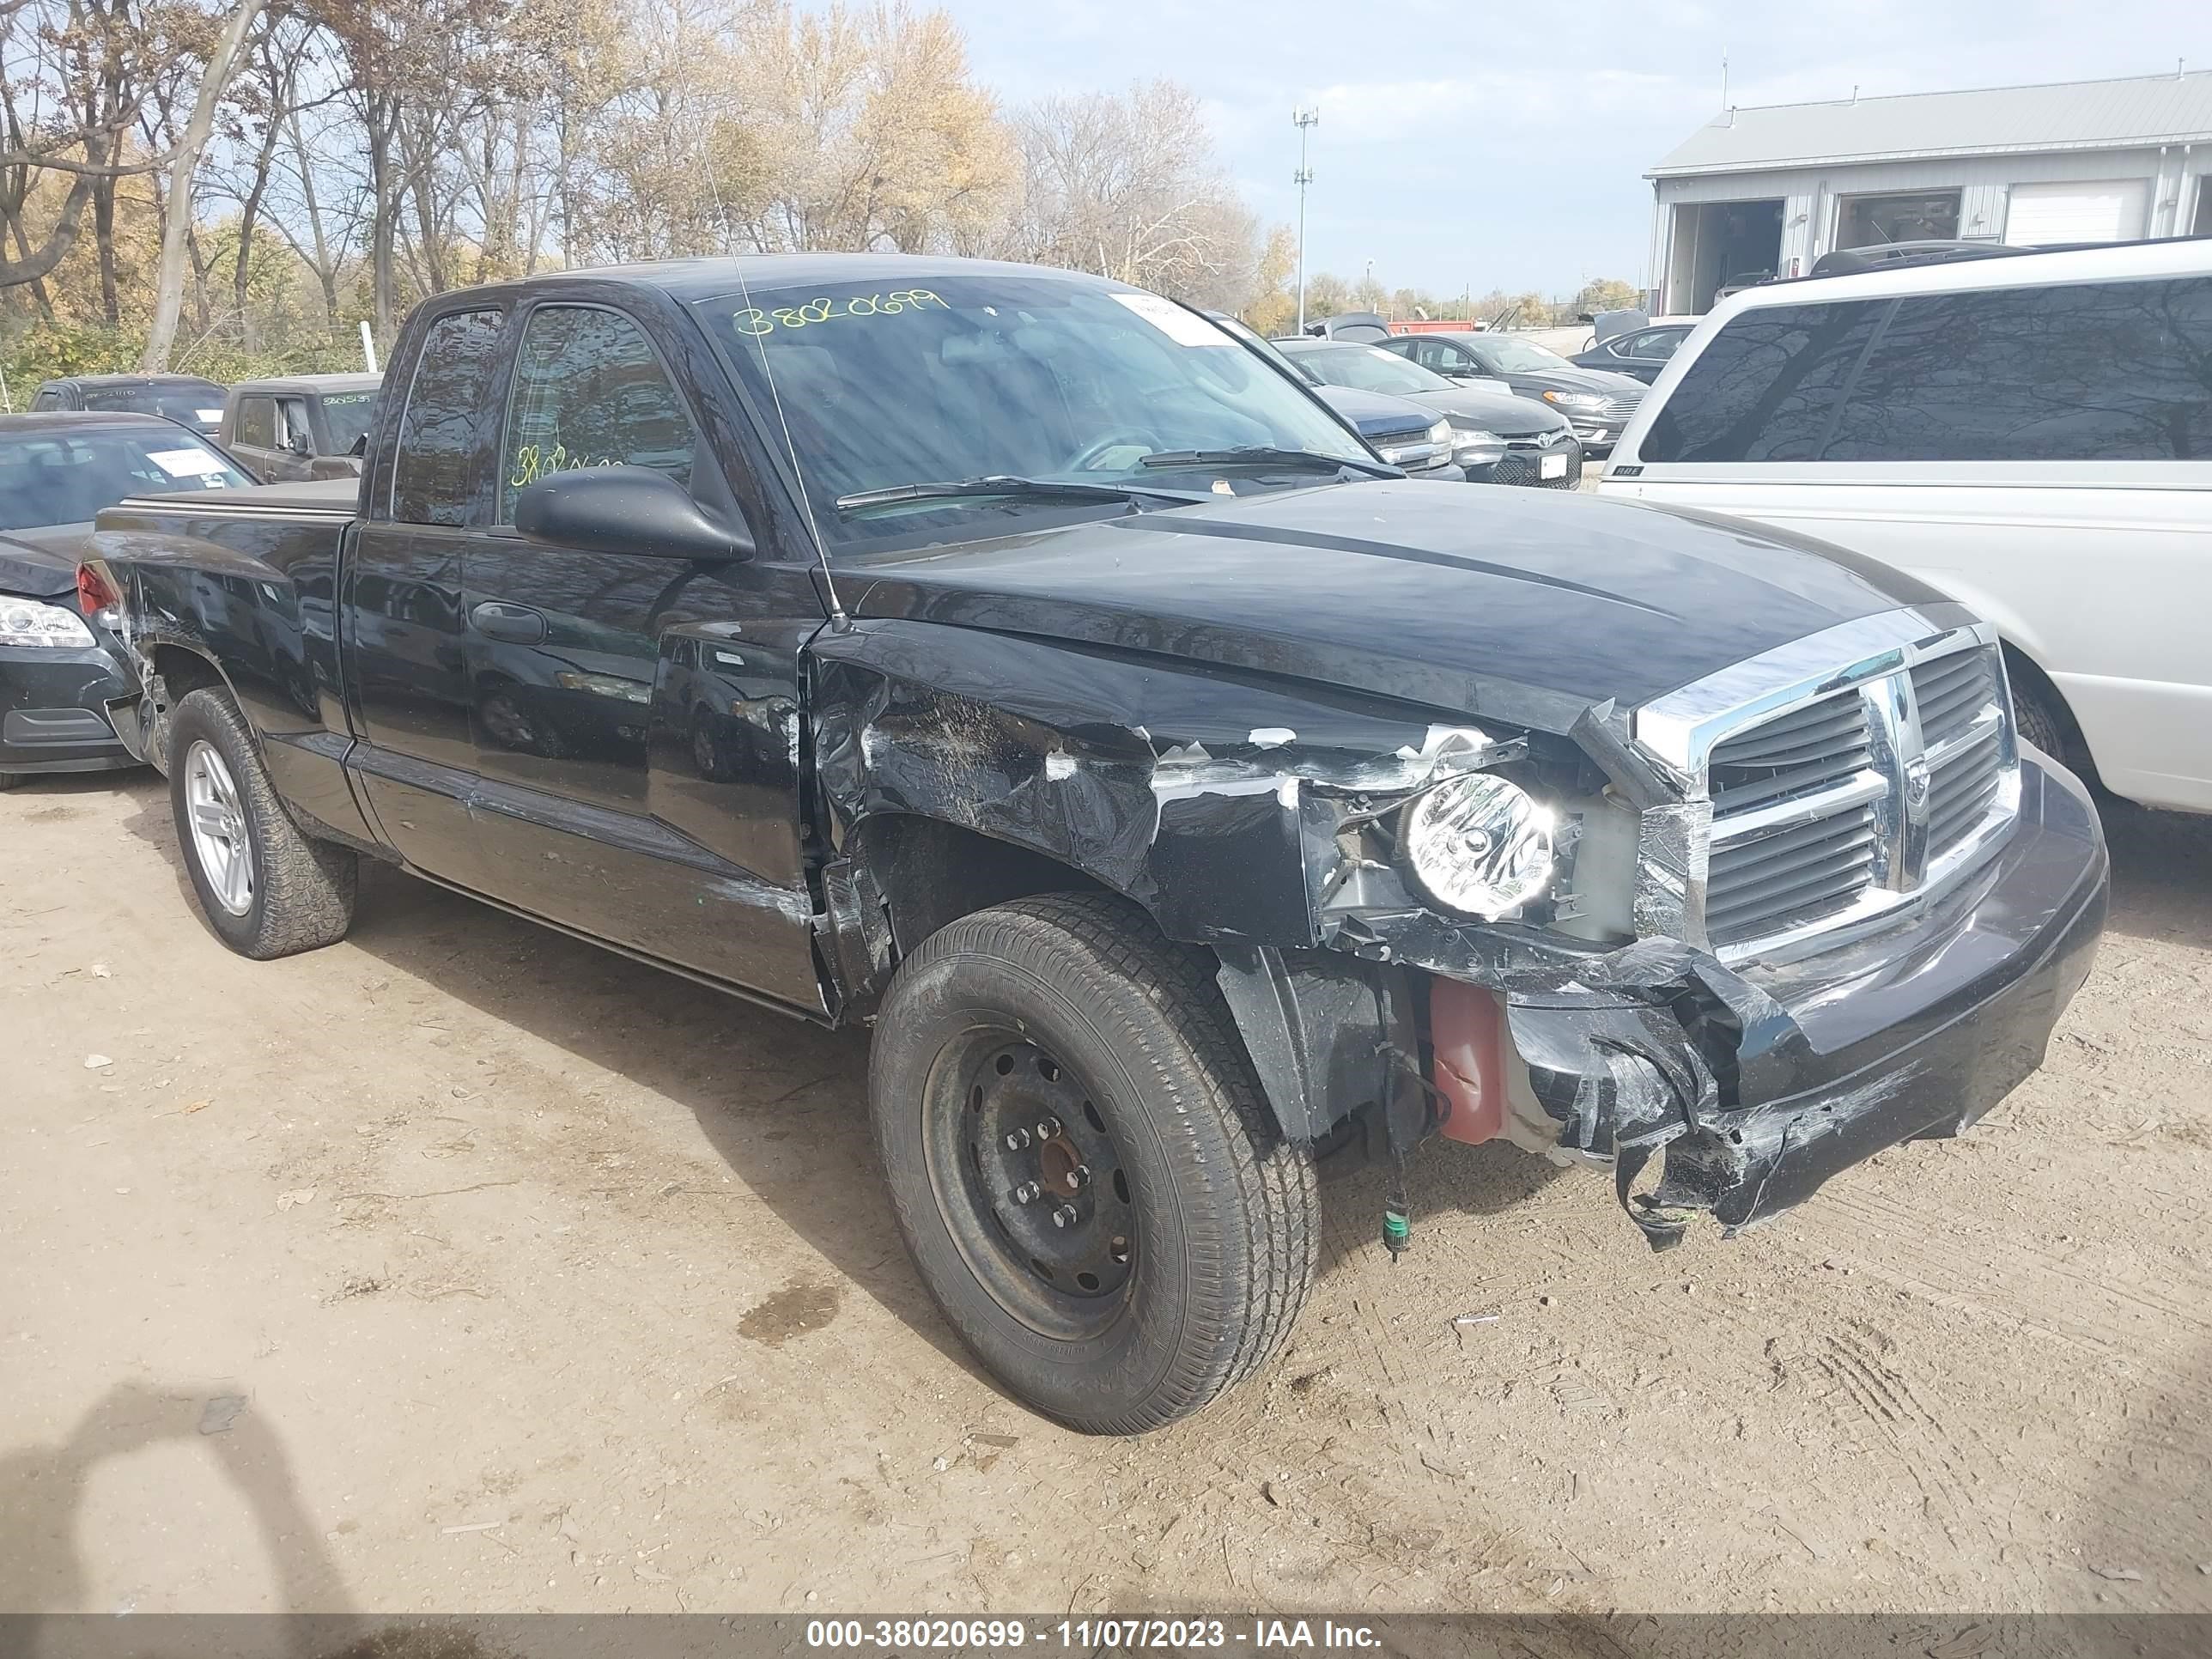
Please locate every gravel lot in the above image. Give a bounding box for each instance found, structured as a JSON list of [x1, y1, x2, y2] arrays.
[[4, 769, 2209, 1619]]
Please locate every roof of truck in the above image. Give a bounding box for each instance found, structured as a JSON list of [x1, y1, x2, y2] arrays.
[[226, 372, 383, 397], [453, 253, 1123, 307]]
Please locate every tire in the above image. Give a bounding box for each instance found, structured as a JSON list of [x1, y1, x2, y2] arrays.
[[0, 772, 23, 791], [168, 686, 356, 958], [2014, 679, 2070, 763], [869, 893, 1317, 1434]]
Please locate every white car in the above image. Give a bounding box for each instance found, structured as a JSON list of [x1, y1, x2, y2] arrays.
[[1598, 239, 2212, 815]]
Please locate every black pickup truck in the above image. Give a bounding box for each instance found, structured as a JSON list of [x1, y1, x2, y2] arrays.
[[85, 255, 2109, 1433]]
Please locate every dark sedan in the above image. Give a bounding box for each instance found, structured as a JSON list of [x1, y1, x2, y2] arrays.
[[27, 374, 229, 438], [1379, 330, 1647, 455], [0, 413, 252, 787], [1571, 322, 1692, 385], [1275, 338, 1583, 487]]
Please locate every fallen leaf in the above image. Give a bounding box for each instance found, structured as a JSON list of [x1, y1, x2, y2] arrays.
[[276, 1188, 318, 1211], [84, 1054, 113, 1070], [89, 963, 112, 978], [181, 1100, 210, 1115]]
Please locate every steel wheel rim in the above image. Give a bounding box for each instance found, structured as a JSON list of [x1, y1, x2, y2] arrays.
[[921, 1025, 1139, 1342], [184, 740, 255, 916]]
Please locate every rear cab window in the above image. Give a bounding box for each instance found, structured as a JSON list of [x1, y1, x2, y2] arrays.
[[389, 309, 507, 526]]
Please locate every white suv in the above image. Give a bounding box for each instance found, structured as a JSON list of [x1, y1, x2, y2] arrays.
[[1598, 239, 2212, 815]]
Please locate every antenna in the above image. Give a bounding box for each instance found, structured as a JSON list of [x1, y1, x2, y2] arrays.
[[727, 260, 848, 626], [1721, 52, 1729, 112]]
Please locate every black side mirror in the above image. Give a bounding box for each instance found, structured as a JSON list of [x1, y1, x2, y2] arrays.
[[514, 465, 754, 562]]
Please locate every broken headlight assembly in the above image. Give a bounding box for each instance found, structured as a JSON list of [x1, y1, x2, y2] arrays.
[[1397, 773, 1557, 920]]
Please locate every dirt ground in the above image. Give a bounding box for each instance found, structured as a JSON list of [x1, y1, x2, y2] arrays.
[[4, 768, 2209, 1620]]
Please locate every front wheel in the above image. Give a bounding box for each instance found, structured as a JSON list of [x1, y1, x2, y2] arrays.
[[168, 687, 356, 958], [870, 894, 1317, 1434]]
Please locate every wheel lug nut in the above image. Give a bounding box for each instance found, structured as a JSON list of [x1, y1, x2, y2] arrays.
[[1067, 1164, 1091, 1189], [1051, 1204, 1079, 1230], [1004, 1128, 1030, 1151], [1036, 1116, 1061, 1139], [1012, 1181, 1042, 1204]]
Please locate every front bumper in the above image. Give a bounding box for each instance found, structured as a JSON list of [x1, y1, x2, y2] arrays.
[[0, 644, 139, 775], [1501, 754, 2107, 1241], [1468, 440, 1585, 489]]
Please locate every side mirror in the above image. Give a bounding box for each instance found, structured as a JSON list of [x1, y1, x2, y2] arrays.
[[514, 465, 754, 562]]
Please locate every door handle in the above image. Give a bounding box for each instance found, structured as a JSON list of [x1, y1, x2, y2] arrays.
[[471, 600, 547, 644]]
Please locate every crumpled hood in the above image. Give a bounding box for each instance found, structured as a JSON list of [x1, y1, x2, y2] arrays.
[[842, 481, 1948, 736], [0, 523, 92, 597]]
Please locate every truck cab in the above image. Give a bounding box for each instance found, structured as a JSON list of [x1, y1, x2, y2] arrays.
[[219, 373, 383, 483]]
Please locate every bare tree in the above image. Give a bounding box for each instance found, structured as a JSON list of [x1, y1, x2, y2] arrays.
[[141, 0, 267, 368]]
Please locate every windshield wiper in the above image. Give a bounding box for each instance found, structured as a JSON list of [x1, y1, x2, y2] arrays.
[[1138, 446, 1401, 480], [833, 475, 1206, 515]]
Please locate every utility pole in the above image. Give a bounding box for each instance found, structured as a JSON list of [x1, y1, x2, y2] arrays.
[[1292, 107, 1319, 333]]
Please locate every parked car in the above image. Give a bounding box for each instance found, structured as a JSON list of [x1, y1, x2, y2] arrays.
[[1204, 313, 1462, 477], [1276, 338, 1583, 486], [1571, 321, 1693, 384], [88, 254, 2106, 1434], [27, 374, 228, 438], [1, 412, 252, 788], [220, 373, 383, 483], [1377, 331, 1648, 454], [1599, 237, 2212, 817]]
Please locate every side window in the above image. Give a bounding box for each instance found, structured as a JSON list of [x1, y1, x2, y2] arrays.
[[234, 397, 276, 449], [1630, 329, 1684, 362], [391, 308, 506, 526], [31, 387, 61, 410], [498, 305, 696, 524], [1641, 302, 1882, 464], [277, 398, 313, 452], [1826, 277, 2212, 462]]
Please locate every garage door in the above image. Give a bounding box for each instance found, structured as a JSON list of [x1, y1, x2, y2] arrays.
[[2003, 179, 2150, 244]]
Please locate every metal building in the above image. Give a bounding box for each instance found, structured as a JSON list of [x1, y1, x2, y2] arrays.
[[1645, 70, 2212, 314]]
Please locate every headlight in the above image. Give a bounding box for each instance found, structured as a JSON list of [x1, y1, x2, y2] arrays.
[[1450, 428, 1504, 447], [1541, 390, 1604, 410], [1400, 773, 1556, 919], [0, 597, 96, 649], [1425, 419, 1452, 447]]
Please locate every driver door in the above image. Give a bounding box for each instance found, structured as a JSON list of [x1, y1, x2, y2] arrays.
[[463, 296, 826, 1011]]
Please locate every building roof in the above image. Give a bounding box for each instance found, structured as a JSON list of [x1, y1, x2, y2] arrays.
[[1650, 70, 2212, 178]]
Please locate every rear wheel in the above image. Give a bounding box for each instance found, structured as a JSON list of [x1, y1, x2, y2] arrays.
[[0, 772, 23, 792], [869, 893, 1316, 1434], [168, 687, 356, 958]]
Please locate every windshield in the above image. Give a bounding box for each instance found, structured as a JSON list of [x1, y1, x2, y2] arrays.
[[698, 275, 1370, 545], [82, 384, 226, 433], [1291, 345, 1449, 396], [1471, 338, 1572, 373], [319, 390, 380, 453], [0, 428, 252, 530]]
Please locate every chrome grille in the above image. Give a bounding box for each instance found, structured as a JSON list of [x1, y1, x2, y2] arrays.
[[1705, 693, 1880, 947], [1686, 638, 2019, 961], [1912, 649, 2008, 860]]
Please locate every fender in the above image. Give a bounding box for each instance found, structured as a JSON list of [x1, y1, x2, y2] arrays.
[[806, 618, 1469, 950], [89, 511, 373, 848]]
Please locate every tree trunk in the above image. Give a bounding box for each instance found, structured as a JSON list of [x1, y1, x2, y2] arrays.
[[143, 0, 270, 369]]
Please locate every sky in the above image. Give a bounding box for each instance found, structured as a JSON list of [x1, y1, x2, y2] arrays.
[[933, 0, 2212, 299]]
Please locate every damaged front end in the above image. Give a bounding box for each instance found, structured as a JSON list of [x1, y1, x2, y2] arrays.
[[808, 609, 2107, 1255]]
